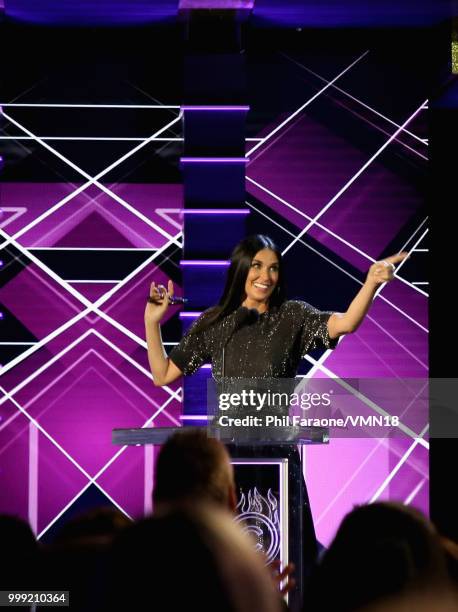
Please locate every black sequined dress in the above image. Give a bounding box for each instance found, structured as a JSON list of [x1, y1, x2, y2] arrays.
[[169, 300, 336, 379]]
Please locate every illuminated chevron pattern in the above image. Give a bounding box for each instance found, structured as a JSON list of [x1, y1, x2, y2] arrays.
[[0, 45, 428, 546]]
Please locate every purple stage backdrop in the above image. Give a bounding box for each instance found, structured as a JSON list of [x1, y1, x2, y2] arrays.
[[0, 47, 428, 546]]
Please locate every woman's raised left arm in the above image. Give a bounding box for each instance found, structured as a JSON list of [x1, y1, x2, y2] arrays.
[[327, 252, 409, 339]]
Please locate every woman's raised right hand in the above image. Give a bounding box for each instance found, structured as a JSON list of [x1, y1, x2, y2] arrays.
[[144, 280, 174, 325]]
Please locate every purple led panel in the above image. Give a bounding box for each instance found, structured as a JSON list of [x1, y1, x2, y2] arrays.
[[180, 260, 230, 266]]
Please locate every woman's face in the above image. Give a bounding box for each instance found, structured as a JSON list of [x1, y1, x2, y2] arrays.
[[243, 248, 279, 309]]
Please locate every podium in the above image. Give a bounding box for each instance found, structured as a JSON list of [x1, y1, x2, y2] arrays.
[[112, 425, 327, 611], [112, 426, 328, 446]]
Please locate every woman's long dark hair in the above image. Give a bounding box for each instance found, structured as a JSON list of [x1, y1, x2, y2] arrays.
[[191, 235, 287, 334]]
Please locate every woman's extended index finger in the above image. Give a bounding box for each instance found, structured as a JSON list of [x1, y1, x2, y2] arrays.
[[384, 251, 409, 266]]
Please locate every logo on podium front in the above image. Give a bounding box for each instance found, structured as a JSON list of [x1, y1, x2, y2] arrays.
[[234, 487, 280, 563]]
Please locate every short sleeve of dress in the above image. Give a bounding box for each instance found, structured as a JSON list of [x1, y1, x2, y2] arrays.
[[294, 300, 338, 355], [168, 311, 213, 375]]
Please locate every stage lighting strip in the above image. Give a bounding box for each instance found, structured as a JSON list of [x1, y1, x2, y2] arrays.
[[1, 384, 134, 522], [369, 424, 429, 502], [247, 51, 427, 168], [0, 103, 181, 108], [0, 137, 262, 142], [181, 106, 250, 111], [404, 479, 426, 505], [0, 136, 184, 141], [180, 106, 250, 164], [182, 209, 250, 214], [2, 126, 187, 364], [180, 157, 248, 163], [180, 260, 230, 266]]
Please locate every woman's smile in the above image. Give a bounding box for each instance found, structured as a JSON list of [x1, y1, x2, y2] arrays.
[[243, 248, 279, 310]]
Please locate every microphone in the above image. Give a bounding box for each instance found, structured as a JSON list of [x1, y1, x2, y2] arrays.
[[247, 308, 259, 324], [234, 306, 259, 327], [147, 295, 188, 305]]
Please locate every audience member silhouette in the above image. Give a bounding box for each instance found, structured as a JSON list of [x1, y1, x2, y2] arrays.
[[303, 502, 454, 612], [0, 514, 39, 589], [38, 508, 130, 612], [152, 427, 237, 513], [106, 504, 283, 612]]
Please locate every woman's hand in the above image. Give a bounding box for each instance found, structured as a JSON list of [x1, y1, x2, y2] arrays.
[[328, 251, 410, 338], [144, 280, 174, 325], [366, 252, 409, 286]]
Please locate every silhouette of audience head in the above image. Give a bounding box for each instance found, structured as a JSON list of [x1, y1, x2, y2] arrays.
[[358, 588, 458, 612], [107, 504, 282, 612], [305, 502, 452, 611], [52, 506, 131, 547], [0, 513, 37, 554], [38, 508, 130, 612], [0, 514, 38, 588], [441, 535, 458, 585], [153, 428, 237, 513]]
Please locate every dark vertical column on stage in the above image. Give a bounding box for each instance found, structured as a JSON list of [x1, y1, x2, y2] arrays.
[[179, 7, 252, 421], [430, 16, 458, 541]]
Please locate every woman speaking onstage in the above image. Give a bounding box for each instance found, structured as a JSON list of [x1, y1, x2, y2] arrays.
[[145, 235, 406, 600]]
